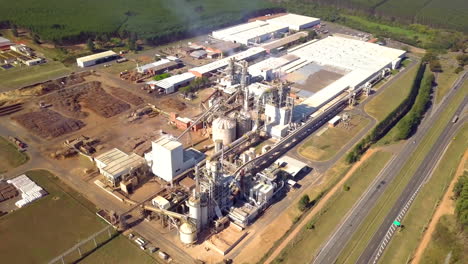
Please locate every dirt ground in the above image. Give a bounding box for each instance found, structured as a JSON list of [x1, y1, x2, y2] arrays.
[[12, 109, 85, 139], [109, 86, 144, 106], [260, 149, 379, 264], [411, 150, 468, 264]]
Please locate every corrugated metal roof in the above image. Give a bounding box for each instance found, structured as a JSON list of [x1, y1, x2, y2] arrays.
[[267, 14, 320, 29], [153, 72, 195, 89], [102, 153, 145, 177], [95, 148, 128, 166], [154, 136, 182, 151], [76, 50, 117, 63]]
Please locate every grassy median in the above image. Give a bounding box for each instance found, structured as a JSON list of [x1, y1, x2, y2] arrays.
[[273, 151, 392, 264], [337, 81, 468, 264]]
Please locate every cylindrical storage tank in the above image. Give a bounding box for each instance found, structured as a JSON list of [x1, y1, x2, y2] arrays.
[[237, 113, 252, 136], [179, 222, 197, 244], [187, 197, 201, 229], [212, 117, 236, 145], [214, 139, 223, 153]]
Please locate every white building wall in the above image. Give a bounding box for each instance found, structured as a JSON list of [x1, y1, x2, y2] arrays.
[[150, 141, 184, 182]]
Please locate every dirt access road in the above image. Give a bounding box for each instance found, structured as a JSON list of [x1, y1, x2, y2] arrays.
[[411, 150, 468, 264]]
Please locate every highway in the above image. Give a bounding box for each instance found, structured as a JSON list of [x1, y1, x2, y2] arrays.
[[312, 72, 467, 264]]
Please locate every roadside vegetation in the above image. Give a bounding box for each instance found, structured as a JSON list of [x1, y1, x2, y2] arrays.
[[347, 63, 426, 163], [379, 124, 468, 264], [273, 151, 392, 264], [337, 82, 468, 263], [0, 136, 29, 173]]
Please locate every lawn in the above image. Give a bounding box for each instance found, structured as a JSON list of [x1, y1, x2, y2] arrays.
[[337, 81, 468, 263], [434, 52, 463, 104], [420, 214, 467, 263], [0, 170, 106, 263], [273, 151, 392, 264], [0, 60, 71, 91], [379, 123, 468, 264], [79, 235, 156, 264], [365, 63, 420, 121], [298, 114, 370, 161], [0, 136, 29, 173]]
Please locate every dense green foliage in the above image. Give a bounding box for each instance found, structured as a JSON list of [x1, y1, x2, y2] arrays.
[[153, 73, 171, 81], [298, 194, 310, 212], [286, 0, 468, 32], [0, 0, 276, 44], [395, 70, 434, 140], [346, 63, 426, 163], [455, 172, 468, 228], [180, 76, 210, 94]]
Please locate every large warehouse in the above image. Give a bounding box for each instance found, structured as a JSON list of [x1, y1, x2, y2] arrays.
[[76, 50, 118, 68], [266, 13, 320, 31]]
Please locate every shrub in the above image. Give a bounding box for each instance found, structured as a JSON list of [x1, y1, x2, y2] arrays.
[[298, 194, 310, 212]]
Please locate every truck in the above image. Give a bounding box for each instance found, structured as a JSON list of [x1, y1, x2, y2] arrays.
[[452, 115, 459, 123]]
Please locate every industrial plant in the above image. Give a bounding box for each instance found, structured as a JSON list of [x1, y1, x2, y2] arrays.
[[75, 13, 407, 257]]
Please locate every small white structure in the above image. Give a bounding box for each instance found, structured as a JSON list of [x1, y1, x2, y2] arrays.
[[152, 196, 171, 210], [147, 72, 195, 94], [267, 14, 320, 31], [145, 135, 204, 182], [328, 115, 342, 127], [10, 44, 33, 56], [248, 54, 299, 81], [275, 156, 308, 178], [76, 50, 118, 67], [136, 59, 176, 74], [95, 148, 145, 185], [0, 36, 12, 48], [24, 58, 44, 66], [250, 182, 274, 204], [179, 222, 197, 244]]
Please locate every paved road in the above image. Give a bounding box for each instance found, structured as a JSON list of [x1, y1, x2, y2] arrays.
[[312, 72, 467, 264]]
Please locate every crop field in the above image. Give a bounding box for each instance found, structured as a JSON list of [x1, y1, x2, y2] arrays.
[[0, 170, 106, 263], [415, 0, 468, 32], [0, 0, 274, 43]]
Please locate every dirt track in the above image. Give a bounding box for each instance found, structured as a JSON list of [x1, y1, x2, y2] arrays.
[[411, 150, 468, 264]]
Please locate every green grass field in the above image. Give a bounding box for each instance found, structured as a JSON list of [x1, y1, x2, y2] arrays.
[[274, 151, 392, 264], [0, 136, 29, 173], [420, 214, 467, 263], [435, 52, 463, 104], [415, 0, 468, 32], [0, 170, 105, 263], [337, 81, 468, 264], [0, 61, 71, 91], [79, 235, 156, 264], [379, 123, 468, 264], [298, 114, 370, 161], [365, 63, 420, 121]]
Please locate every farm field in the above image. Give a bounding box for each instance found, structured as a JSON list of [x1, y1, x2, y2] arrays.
[[0, 0, 274, 43], [0, 61, 72, 91], [337, 82, 468, 264], [273, 151, 392, 264], [364, 63, 420, 121], [298, 114, 370, 162], [0, 170, 106, 264], [0, 136, 29, 173], [80, 235, 156, 264], [379, 123, 468, 264], [415, 0, 468, 32]]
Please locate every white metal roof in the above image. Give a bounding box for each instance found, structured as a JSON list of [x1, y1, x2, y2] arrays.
[[267, 14, 320, 29], [212, 20, 268, 40], [76, 50, 117, 63], [248, 54, 299, 73], [0, 37, 11, 45], [101, 153, 145, 177], [95, 148, 128, 166], [328, 115, 342, 124], [229, 24, 288, 44], [154, 136, 182, 151], [153, 72, 195, 89], [276, 155, 308, 177], [137, 59, 171, 72], [190, 47, 265, 75]]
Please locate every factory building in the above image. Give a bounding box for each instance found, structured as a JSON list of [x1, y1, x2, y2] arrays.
[[213, 21, 289, 45], [261, 31, 308, 54], [136, 59, 178, 74], [147, 72, 195, 94], [0, 37, 12, 50], [145, 135, 204, 182], [212, 117, 237, 145], [266, 13, 320, 31], [248, 54, 300, 81], [201, 41, 241, 56], [95, 148, 145, 186], [76, 50, 118, 67]]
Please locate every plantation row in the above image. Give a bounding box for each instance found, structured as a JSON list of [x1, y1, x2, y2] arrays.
[[0, 0, 276, 43]]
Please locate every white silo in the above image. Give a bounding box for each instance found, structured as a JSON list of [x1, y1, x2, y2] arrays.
[[179, 222, 197, 244], [187, 197, 201, 229], [237, 111, 252, 136], [212, 117, 236, 145]]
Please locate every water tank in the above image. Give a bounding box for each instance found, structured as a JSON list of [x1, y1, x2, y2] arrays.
[[179, 222, 197, 244], [187, 197, 201, 229], [212, 117, 236, 145]]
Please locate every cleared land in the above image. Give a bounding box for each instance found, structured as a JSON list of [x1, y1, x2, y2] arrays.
[[272, 150, 392, 264], [365, 64, 420, 121], [79, 235, 156, 264], [0, 61, 71, 91], [0, 136, 29, 173], [337, 81, 468, 264], [0, 170, 105, 263], [379, 124, 468, 264], [298, 114, 369, 161]]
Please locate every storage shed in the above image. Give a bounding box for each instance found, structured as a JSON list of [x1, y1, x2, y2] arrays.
[[76, 50, 118, 67]]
